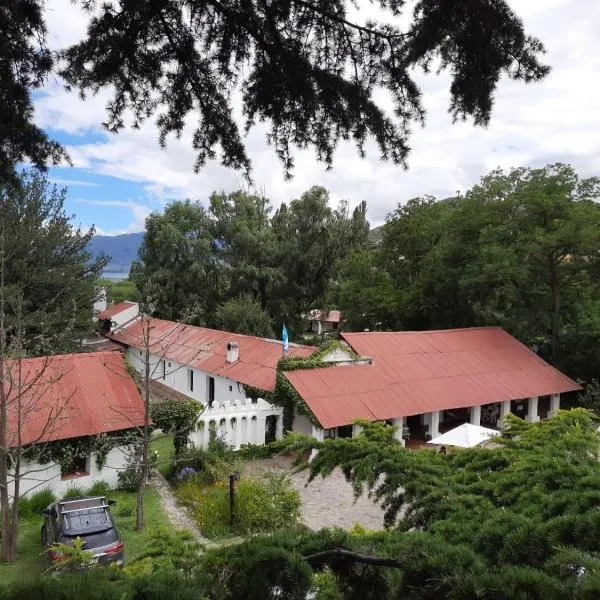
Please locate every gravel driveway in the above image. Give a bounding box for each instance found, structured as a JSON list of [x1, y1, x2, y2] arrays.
[[242, 455, 385, 531]]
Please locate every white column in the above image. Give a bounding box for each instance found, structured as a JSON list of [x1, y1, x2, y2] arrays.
[[275, 415, 284, 440], [429, 411, 440, 439], [470, 405, 481, 426], [311, 425, 325, 442], [499, 401, 511, 428], [352, 423, 363, 438], [256, 416, 267, 445], [526, 396, 540, 423], [310, 425, 324, 461], [391, 417, 405, 447], [549, 393, 560, 417], [249, 417, 257, 444]]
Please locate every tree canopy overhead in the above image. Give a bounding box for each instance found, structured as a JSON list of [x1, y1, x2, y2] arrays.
[[1, 0, 549, 181]]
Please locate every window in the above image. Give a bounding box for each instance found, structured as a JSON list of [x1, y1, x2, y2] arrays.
[[167, 362, 171, 367], [228, 385, 233, 392], [208, 376, 215, 407], [161, 360, 166, 380], [61, 455, 89, 480], [188, 369, 194, 392], [324, 428, 336, 439], [337, 425, 353, 439]]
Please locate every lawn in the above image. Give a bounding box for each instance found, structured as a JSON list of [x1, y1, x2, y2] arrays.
[[150, 432, 175, 478], [0, 487, 168, 587]]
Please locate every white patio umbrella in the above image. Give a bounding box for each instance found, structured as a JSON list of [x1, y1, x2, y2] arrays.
[[427, 423, 500, 448]]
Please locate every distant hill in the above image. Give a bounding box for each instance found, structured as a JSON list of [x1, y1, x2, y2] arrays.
[[88, 232, 144, 274], [368, 225, 384, 245]]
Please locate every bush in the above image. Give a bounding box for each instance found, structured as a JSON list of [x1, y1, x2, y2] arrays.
[[62, 485, 85, 499], [17, 496, 33, 521], [177, 473, 301, 538], [117, 463, 142, 492], [30, 489, 56, 513], [237, 444, 276, 460], [86, 481, 111, 497], [174, 440, 237, 487]]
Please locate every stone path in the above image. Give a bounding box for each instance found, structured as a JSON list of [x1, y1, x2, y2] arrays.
[[242, 455, 386, 531], [148, 472, 215, 547]]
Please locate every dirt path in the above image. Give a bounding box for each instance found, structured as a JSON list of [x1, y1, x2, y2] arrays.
[[148, 472, 216, 547]]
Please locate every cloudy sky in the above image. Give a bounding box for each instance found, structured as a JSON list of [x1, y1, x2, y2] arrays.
[[37, 0, 600, 234]]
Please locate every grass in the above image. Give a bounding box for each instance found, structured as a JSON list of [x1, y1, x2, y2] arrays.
[[0, 487, 168, 587], [150, 432, 175, 478]]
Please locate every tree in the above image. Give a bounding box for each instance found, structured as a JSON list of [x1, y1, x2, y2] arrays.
[[58, 0, 549, 180], [332, 249, 397, 331], [215, 296, 274, 338], [0, 243, 74, 562], [271, 187, 369, 332], [0, 3, 67, 182], [130, 200, 226, 325], [209, 191, 283, 310], [0, 0, 550, 182], [0, 170, 107, 354]]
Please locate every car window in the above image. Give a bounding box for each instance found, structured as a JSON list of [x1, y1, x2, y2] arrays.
[[62, 507, 112, 534], [59, 528, 119, 550]]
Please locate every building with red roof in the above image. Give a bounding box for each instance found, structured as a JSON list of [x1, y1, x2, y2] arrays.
[[107, 308, 315, 450], [97, 300, 139, 331], [6, 351, 145, 498], [284, 327, 581, 446], [306, 309, 342, 335]]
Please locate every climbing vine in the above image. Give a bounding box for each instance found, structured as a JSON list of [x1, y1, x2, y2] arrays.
[[242, 384, 271, 403], [21, 429, 142, 471], [150, 398, 203, 456], [273, 340, 361, 431]]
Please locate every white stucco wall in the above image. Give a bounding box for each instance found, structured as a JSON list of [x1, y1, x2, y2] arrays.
[[127, 347, 243, 406], [111, 304, 139, 330], [12, 446, 130, 499], [292, 411, 314, 436]]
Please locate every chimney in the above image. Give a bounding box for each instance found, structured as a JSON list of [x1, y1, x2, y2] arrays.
[[226, 341, 239, 363]]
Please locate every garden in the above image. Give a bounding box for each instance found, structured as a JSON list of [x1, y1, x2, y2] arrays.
[[169, 437, 302, 539]]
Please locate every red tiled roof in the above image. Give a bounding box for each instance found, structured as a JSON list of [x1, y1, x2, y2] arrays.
[[307, 310, 342, 323], [97, 301, 137, 320], [5, 351, 145, 447], [109, 318, 315, 392], [284, 327, 581, 429]]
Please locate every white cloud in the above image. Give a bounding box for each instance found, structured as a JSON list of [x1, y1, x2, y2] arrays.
[[37, 0, 600, 230], [74, 199, 153, 234], [51, 178, 101, 187]]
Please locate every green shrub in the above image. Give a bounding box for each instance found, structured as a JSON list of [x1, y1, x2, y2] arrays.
[[86, 480, 111, 497], [174, 440, 237, 487], [29, 489, 57, 513], [62, 485, 85, 499], [237, 443, 276, 460], [117, 463, 142, 492], [17, 496, 33, 521], [177, 473, 301, 538]]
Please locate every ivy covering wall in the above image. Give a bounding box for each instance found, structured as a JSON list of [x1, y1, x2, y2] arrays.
[[21, 429, 142, 472], [272, 340, 360, 432]]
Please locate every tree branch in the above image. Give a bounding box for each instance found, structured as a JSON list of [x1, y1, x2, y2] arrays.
[[304, 548, 404, 569]]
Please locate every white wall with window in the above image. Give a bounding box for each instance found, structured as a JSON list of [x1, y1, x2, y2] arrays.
[[11, 446, 130, 499], [126, 347, 284, 450], [126, 347, 243, 406]]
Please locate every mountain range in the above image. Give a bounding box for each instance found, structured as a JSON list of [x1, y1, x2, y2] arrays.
[[88, 232, 144, 275]]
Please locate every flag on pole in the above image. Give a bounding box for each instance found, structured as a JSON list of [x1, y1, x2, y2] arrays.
[[282, 324, 289, 354]]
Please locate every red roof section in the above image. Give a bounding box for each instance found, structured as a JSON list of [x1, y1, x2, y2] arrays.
[[109, 318, 315, 391], [5, 352, 145, 447], [97, 301, 137, 320], [284, 327, 581, 429], [308, 310, 342, 323]]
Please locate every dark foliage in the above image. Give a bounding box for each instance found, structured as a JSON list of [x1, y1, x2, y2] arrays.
[[60, 0, 548, 178]]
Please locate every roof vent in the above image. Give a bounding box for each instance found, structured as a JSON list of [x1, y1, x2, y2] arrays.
[[226, 341, 239, 363]]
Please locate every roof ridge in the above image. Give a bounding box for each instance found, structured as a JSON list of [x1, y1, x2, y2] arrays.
[[130, 316, 316, 350], [342, 326, 503, 336]]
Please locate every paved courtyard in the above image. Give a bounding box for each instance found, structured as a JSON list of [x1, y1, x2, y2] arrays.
[[242, 455, 386, 531]]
